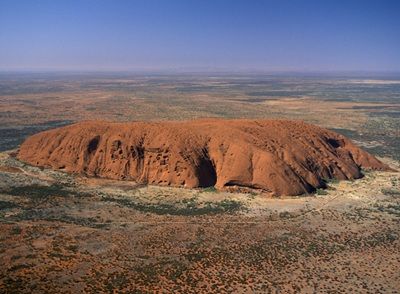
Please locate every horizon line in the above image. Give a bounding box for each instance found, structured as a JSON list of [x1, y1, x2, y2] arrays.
[[1, 68, 400, 76]]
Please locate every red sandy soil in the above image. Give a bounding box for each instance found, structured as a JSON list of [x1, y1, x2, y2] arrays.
[[18, 119, 390, 196]]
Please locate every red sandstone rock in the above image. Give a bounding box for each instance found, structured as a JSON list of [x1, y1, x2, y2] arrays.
[[17, 119, 391, 196]]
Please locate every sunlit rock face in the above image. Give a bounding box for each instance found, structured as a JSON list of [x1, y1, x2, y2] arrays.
[[18, 119, 390, 196]]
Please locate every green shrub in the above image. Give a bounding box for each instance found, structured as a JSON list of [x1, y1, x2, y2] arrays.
[[316, 188, 328, 195], [202, 186, 218, 193], [381, 188, 400, 197]]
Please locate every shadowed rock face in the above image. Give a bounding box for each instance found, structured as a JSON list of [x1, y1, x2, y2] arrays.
[[17, 119, 391, 196]]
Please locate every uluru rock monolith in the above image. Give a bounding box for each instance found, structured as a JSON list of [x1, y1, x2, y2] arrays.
[[17, 119, 391, 196]]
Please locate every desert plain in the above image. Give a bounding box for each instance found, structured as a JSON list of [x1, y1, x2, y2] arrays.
[[0, 72, 399, 293]]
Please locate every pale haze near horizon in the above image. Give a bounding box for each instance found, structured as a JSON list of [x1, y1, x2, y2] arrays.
[[0, 0, 399, 72]]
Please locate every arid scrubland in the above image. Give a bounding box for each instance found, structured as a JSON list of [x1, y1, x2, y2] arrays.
[[1, 73, 399, 293]]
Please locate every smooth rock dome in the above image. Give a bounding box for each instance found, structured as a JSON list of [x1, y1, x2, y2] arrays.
[[17, 119, 390, 196]]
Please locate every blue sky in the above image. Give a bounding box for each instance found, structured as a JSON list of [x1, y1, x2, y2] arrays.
[[0, 0, 399, 71]]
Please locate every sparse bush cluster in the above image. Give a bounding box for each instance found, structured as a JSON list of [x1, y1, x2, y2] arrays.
[[202, 186, 218, 193], [316, 188, 328, 195], [0, 184, 92, 201], [381, 188, 400, 197], [101, 196, 243, 215]]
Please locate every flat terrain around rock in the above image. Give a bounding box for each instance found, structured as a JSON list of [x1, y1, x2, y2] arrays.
[[0, 152, 399, 293], [1, 74, 400, 293]]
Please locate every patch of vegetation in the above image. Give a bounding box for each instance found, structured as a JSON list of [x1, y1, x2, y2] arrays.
[[11, 209, 109, 229], [133, 258, 188, 285], [101, 196, 243, 215], [2, 277, 30, 293], [11, 255, 22, 261], [67, 244, 79, 253], [47, 251, 72, 260], [202, 186, 218, 193], [185, 250, 207, 262], [0, 184, 92, 202], [323, 178, 339, 185], [376, 203, 400, 217], [279, 211, 294, 219], [241, 228, 399, 273], [104, 272, 129, 292], [166, 260, 188, 281], [0, 200, 18, 210], [316, 188, 328, 195], [0, 120, 73, 151], [381, 188, 400, 197], [10, 225, 22, 235], [8, 263, 33, 272]]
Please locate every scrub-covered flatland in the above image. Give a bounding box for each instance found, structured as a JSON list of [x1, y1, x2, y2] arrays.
[[0, 151, 399, 292], [0, 73, 399, 292]]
